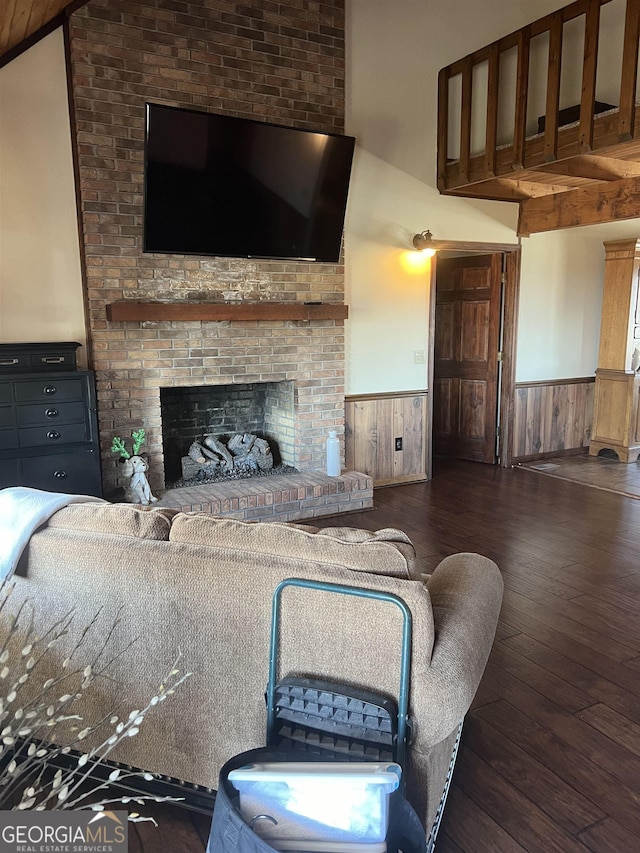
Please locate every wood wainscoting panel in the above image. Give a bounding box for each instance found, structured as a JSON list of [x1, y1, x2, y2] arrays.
[[513, 377, 595, 462], [345, 391, 428, 486]]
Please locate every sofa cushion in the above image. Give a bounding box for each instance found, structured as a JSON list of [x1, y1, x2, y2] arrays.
[[46, 503, 176, 541], [168, 514, 415, 578]]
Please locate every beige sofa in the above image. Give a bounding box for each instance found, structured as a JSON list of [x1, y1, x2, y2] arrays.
[[9, 502, 503, 845]]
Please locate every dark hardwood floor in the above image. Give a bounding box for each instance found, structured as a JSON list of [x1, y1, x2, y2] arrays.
[[131, 459, 640, 852]]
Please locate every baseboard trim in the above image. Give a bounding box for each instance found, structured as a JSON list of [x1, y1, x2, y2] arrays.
[[512, 447, 588, 465]]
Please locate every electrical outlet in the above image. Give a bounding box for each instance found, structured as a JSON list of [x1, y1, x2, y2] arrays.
[[414, 350, 426, 364], [395, 437, 403, 451]]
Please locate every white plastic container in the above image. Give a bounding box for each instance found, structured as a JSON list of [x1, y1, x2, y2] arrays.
[[326, 430, 341, 477], [271, 841, 386, 852], [228, 762, 400, 848]]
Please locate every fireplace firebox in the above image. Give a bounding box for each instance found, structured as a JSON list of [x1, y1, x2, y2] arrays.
[[160, 382, 297, 487]]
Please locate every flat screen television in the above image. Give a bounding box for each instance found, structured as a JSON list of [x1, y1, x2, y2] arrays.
[[143, 103, 356, 262]]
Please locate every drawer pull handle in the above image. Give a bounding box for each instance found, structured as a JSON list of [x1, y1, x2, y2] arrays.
[[46, 430, 61, 440], [43, 386, 57, 395], [45, 408, 59, 418], [53, 471, 67, 479], [0, 359, 19, 366], [41, 356, 65, 364]]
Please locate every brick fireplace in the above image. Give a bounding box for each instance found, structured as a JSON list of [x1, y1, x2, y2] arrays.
[[66, 0, 372, 519]]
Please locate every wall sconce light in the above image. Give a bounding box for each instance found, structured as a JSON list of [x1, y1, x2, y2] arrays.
[[412, 230, 437, 256]]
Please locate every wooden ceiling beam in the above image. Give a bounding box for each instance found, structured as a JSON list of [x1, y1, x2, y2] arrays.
[[518, 174, 640, 235], [537, 154, 640, 181], [493, 178, 574, 199], [447, 177, 576, 203]]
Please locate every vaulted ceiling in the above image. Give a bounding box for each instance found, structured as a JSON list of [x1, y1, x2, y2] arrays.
[[1, 0, 86, 63]]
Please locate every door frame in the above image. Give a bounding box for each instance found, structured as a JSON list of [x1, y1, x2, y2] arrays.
[[427, 240, 521, 478]]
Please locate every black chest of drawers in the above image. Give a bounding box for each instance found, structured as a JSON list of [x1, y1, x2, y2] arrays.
[[0, 370, 103, 497]]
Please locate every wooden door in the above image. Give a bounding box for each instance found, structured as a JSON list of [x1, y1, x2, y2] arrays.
[[433, 253, 502, 463]]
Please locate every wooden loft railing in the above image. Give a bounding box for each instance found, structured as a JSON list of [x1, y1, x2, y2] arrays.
[[437, 0, 640, 235]]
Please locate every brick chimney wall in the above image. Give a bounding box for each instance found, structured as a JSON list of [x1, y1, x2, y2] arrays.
[[67, 0, 347, 495]]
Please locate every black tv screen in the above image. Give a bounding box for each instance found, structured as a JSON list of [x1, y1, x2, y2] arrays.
[[143, 103, 355, 263]]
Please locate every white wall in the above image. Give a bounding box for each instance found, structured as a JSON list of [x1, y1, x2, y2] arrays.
[[344, 148, 516, 394], [344, 0, 640, 391], [0, 29, 87, 365]]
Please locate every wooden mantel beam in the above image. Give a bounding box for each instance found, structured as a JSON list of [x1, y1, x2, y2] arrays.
[[105, 301, 349, 322], [518, 174, 640, 235]]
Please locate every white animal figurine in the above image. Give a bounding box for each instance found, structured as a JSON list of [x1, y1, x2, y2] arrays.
[[121, 455, 157, 505]]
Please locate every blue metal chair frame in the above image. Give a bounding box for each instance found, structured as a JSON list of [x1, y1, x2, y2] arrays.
[[265, 577, 413, 770]]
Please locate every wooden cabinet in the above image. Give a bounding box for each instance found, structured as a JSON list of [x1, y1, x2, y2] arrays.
[[0, 370, 103, 495], [590, 239, 640, 463], [345, 392, 428, 486]]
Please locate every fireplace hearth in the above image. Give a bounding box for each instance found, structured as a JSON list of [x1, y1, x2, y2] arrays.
[[156, 469, 374, 523]]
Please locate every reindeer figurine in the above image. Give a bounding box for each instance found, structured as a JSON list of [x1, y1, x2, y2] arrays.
[[112, 430, 158, 505]]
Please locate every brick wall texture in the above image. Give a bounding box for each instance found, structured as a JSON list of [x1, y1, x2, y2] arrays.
[[68, 0, 347, 495]]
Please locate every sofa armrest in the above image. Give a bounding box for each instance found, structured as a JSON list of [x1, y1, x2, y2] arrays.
[[420, 552, 503, 745]]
